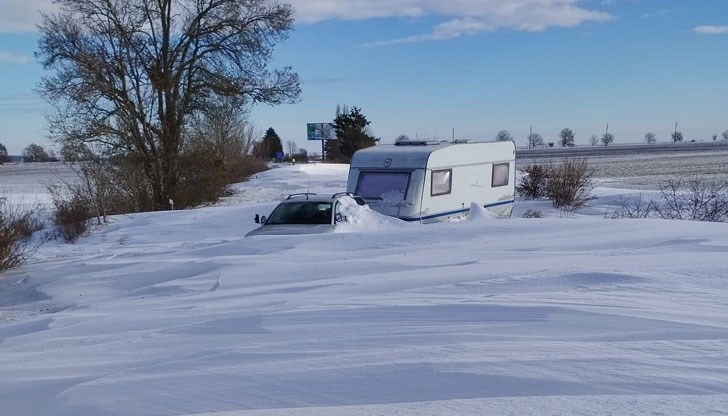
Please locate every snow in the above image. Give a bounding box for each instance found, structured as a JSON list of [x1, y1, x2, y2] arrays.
[[1, 163, 728, 416]]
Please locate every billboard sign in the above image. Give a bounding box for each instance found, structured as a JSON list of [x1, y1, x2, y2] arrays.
[[307, 123, 335, 141]]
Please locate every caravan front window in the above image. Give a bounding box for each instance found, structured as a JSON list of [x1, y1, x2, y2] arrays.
[[356, 171, 410, 201]]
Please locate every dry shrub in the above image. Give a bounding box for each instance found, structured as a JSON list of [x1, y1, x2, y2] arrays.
[[544, 158, 595, 209], [173, 119, 269, 207], [657, 178, 728, 222], [57, 149, 267, 217], [517, 158, 595, 210], [174, 150, 267, 207], [110, 154, 155, 213], [609, 178, 728, 223], [0, 200, 43, 272], [52, 194, 92, 243], [607, 194, 658, 219], [521, 209, 543, 218], [516, 164, 548, 199]]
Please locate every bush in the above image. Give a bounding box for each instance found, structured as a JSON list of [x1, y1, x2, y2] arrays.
[[607, 194, 658, 219], [657, 178, 728, 222], [52, 194, 92, 243], [609, 178, 728, 223], [545, 158, 595, 209], [0, 200, 43, 272], [517, 159, 595, 210], [174, 148, 268, 208], [521, 209, 543, 218], [516, 164, 548, 199]]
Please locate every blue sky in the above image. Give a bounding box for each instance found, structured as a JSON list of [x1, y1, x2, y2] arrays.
[[1, 0, 727, 155]]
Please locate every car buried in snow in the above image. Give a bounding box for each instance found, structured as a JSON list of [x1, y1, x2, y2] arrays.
[[245, 193, 368, 237]]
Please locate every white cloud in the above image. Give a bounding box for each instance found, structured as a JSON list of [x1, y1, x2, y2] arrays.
[[0, 51, 31, 65], [0, 0, 56, 33], [694, 25, 728, 35], [290, 0, 612, 45]]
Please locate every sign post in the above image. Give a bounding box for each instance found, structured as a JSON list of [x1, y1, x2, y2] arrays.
[[307, 123, 335, 161]]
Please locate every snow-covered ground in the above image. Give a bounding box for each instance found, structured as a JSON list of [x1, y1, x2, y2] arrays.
[[1, 163, 728, 416]]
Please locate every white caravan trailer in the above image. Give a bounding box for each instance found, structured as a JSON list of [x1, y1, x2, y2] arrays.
[[346, 140, 516, 223]]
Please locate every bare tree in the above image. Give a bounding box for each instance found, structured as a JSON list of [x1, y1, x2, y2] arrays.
[[286, 140, 298, 155], [558, 128, 575, 147], [527, 132, 544, 149], [189, 102, 255, 166], [23, 143, 51, 162], [722, 130, 728, 141], [51, 141, 115, 227], [589, 135, 599, 146], [671, 131, 684, 143], [181, 101, 266, 204], [601, 133, 615, 146], [495, 130, 513, 141], [38, 0, 300, 210], [645, 132, 656, 144]]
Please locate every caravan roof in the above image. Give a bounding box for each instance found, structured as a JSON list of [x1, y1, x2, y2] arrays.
[[349, 141, 515, 170]]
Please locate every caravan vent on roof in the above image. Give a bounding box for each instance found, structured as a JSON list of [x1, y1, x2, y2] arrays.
[[394, 140, 441, 146]]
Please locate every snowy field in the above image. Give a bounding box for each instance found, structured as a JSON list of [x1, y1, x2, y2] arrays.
[[517, 142, 728, 190], [1, 163, 728, 415], [0, 162, 78, 207]]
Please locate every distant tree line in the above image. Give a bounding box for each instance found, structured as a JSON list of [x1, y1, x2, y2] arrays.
[[0, 142, 62, 163], [486, 127, 728, 148]]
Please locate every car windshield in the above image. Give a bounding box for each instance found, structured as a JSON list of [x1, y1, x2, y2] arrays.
[[266, 201, 333, 225]]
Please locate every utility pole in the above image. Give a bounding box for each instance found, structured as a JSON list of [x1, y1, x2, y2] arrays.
[[529, 125, 533, 149], [674, 122, 678, 143]]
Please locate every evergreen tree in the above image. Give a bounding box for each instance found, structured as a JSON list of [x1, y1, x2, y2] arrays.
[[255, 127, 283, 159], [326, 106, 379, 163]]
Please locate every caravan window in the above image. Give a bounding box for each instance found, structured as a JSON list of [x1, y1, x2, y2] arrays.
[[492, 163, 510, 187], [356, 171, 410, 201], [431, 169, 452, 196]]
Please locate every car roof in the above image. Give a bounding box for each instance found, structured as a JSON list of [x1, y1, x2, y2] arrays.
[[280, 193, 357, 204]]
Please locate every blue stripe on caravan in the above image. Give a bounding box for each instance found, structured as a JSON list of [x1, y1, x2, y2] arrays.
[[399, 199, 515, 222]]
